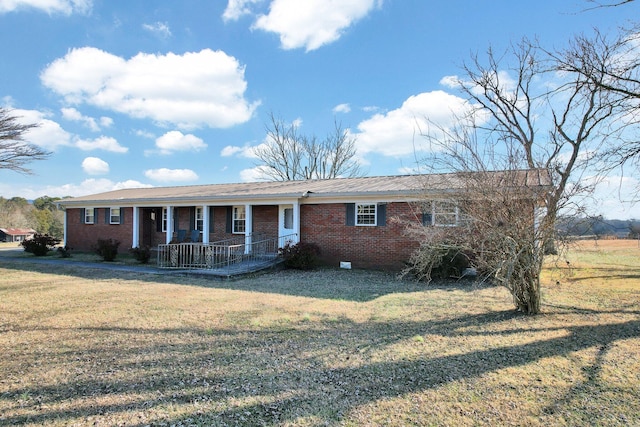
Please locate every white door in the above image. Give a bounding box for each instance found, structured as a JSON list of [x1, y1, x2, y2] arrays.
[[278, 204, 295, 246]]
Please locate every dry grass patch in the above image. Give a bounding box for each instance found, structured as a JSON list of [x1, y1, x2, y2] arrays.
[[0, 241, 639, 426]]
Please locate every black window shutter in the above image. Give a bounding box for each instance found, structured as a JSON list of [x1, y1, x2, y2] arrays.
[[345, 203, 355, 226], [105, 208, 109, 224], [422, 212, 432, 226], [189, 207, 195, 230], [377, 203, 386, 226], [209, 207, 215, 232], [80, 208, 85, 223], [156, 208, 162, 232], [226, 207, 233, 233], [120, 207, 124, 224], [173, 208, 178, 232]]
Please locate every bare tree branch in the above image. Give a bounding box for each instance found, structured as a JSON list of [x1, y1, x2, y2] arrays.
[[254, 113, 362, 181], [0, 108, 50, 174]]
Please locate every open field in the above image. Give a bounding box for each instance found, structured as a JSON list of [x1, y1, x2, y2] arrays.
[[0, 240, 638, 426]]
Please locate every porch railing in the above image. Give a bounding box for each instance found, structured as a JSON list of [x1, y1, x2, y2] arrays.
[[156, 233, 298, 272]]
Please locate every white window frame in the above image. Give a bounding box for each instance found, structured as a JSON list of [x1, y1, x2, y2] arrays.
[[283, 207, 293, 230], [195, 207, 204, 232], [427, 200, 459, 227], [84, 208, 95, 224], [109, 207, 121, 224], [232, 205, 246, 234], [356, 203, 377, 226], [162, 207, 168, 232]]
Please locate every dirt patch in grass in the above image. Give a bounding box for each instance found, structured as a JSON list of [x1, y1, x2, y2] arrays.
[[0, 242, 638, 426]]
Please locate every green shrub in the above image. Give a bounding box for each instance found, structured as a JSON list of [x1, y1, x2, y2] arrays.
[[279, 242, 321, 270], [20, 233, 61, 256], [94, 238, 120, 262], [129, 246, 151, 264]]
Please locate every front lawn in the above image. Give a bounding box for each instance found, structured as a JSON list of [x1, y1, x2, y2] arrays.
[[0, 240, 638, 426]]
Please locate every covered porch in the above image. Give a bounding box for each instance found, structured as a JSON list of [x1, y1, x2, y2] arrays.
[[156, 232, 297, 275], [131, 201, 301, 272]]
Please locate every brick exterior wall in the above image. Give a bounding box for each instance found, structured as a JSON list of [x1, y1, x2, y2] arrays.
[[66, 207, 134, 251], [300, 202, 420, 270], [66, 202, 421, 270]]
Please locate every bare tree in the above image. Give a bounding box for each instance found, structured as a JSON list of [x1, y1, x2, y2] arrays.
[[254, 113, 362, 181], [0, 108, 50, 174], [552, 26, 640, 189], [410, 37, 626, 314]]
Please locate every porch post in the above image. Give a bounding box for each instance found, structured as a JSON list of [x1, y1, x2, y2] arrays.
[[202, 205, 210, 244], [165, 206, 173, 244], [244, 203, 252, 254], [293, 200, 301, 244], [132, 206, 140, 248], [62, 208, 68, 247]]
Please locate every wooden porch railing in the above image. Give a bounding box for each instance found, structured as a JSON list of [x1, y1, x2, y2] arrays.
[[156, 233, 297, 271]]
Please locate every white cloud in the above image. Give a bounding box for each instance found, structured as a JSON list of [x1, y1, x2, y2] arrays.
[[135, 129, 155, 139], [144, 168, 198, 182], [220, 144, 260, 158], [41, 47, 260, 129], [81, 156, 109, 175], [354, 90, 473, 157], [252, 0, 381, 51], [223, 0, 262, 22], [142, 21, 171, 38], [155, 130, 206, 155], [99, 116, 113, 128], [11, 108, 73, 150], [61, 107, 112, 131], [75, 135, 128, 153], [333, 103, 351, 113], [239, 165, 271, 182], [221, 145, 243, 157], [440, 71, 517, 97], [0, 0, 91, 15], [0, 178, 150, 199]]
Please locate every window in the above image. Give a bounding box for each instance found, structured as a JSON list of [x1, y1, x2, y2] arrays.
[[233, 205, 246, 234], [356, 203, 377, 226], [162, 207, 168, 232], [84, 208, 95, 224], [424, 200, 459, 226], [284, 208, 293, 230], [109, 207, 121, 224], [195, 207, 204, 232]]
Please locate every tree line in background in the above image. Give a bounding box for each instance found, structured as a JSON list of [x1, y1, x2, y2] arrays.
[[0, 196, 64, 239]]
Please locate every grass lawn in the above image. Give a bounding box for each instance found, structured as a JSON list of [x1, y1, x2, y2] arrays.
[[0, 240, 638, 426]]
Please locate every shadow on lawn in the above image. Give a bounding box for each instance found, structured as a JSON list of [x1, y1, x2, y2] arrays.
[[0, 257, 483, 302], [2, 309, 639, 426]]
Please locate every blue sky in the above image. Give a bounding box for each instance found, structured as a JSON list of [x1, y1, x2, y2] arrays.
[[0, 0, 638, 219]]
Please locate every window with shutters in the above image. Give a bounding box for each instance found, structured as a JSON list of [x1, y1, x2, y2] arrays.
[[195, 207, 204, 231], [423, 200, 459, 226], [84, 208, 96, 224], [109, 207, 121, 224], [162, 207, 168, 232], [84, 208, 95, 224], [356, 203, 377, 226], [233, 206, 246, 234]]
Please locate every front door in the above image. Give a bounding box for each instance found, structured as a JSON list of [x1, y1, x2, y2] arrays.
[[142, 208, 155, 247], [278, 204, 295, 246]]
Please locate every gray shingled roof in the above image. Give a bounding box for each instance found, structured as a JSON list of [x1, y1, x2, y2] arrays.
[[58, 169, 551, 206]]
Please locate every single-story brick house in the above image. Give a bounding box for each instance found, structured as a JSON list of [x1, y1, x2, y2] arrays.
[[0, 227, 36, 243], [57, 170, 551, 270]]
